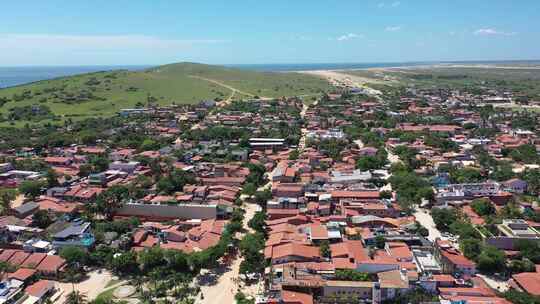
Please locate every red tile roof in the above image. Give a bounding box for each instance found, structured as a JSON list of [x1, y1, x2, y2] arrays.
[[512, 272, 540, 296], [0, 249, 18, 262], [21, 253, 47, 269], [8, 268, 36, 281], [331, 191, 380, 199], [8, 251, 30, 266], [25, 280, 56, 298], [36, 255, 65, 273], [309, 224, 328, 240], [281, 290, 314, 304], [271, 243, 320, 260]]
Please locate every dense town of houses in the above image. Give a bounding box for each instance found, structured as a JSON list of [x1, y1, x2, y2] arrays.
[[0, 82, 539, 304]]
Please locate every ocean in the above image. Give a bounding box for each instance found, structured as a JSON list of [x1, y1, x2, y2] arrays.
[[226, 62, 433, 72], [1, 60, 538, 89], [0, 65, 149, 89]]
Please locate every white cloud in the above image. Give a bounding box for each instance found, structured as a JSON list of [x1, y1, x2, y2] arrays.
[[385, 26, 402, 32], [336, 33, 363, 41], [378, 1, 400, 8], [473, 28, 516, 36]]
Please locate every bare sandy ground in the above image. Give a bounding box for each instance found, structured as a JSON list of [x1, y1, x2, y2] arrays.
[[301, 70, 384, 86], [56, 270, 118, 303], [10, 194, 25, 209], [195, 202, 262, 304], [412, 209, 442, 243]]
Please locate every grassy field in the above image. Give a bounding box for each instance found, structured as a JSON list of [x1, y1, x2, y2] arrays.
[[0, 62, 331, 125], [348, 67, 540, 98]]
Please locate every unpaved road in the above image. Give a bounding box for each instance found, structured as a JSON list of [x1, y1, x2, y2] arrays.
[[413, 208, 442, 242], [301, 70, 383, 96], [56, 270, 121, 303], [195, 202, 261, 304], [188, 75, 271, 106]]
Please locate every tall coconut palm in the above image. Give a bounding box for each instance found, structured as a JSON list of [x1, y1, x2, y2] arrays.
[[64, 291, 87, 304]]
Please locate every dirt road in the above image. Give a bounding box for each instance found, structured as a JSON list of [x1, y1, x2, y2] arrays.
[[413, 208, 442, 242], [301, 70, 383, 96], [189, 75, 271, 106], [195, 202, 261, 304], [56, 270, 120, 303]]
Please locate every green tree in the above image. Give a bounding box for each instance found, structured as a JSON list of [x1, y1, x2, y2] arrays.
[[460, 238, 483, 260], [254, 189, 272, 205], [477, 246, 506, 274], [375, 235, 386, 249], [0, 189, 16, 215], [521, 169, 540, 195], [64, 291, 87, 304], [139, 247, 166, 274], [110, 252, 138, 275], [32, 210, 53, 229], [431, 208, 458, 231], [450, 167, 484, 183], [334, 269, 370, 281], [235, 292, 255, 304], [508, 259, 535, 274], [45, 168, 60, 188], [248, 211, 266, 234], [156, 170, 196, 195], [503, 289, 540, 304], [471, 198, 495, 216], [239, 233, 265, 274], [95, 185, 129, 220], [242, 183, 257, 196], [245, 163, 267, 187], [89, 155, 110, 173], [356, 156, 383, 171], [288, 149, 299, 160], [60, 246, 89, 267], [78, 164, 93, 178], [510, 144, 539, 164], [319, 240, 331, 258], [19, 180, 44, 199]]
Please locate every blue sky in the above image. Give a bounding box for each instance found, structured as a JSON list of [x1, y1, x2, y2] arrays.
[[0, 0, 538, 66]]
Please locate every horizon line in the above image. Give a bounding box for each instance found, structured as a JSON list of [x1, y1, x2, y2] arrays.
[[1, 59, 540, 68]]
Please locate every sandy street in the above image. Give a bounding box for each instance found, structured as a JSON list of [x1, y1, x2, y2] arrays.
[[477, 274, 510, 293], [194, 200, 262, 304], [413, 208, 442, 242], [301, 70, 382, 87], [386, 148, 402, 164], [56, 270, 118, 303], [10, 194, 25, 209], [354, 139, 364, 149]]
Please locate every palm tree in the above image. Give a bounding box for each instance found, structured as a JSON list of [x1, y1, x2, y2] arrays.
[[64, 290, 87, 304]]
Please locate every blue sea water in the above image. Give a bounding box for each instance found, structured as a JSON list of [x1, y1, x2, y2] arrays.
[[0, 65, 148, 89], [226, 62, 433, 72]]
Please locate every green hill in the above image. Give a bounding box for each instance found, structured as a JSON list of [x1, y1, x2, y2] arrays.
[[0, 62, 331, 125]]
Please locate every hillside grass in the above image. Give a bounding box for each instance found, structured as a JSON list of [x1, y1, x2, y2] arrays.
[[349, 67, 540, 98], [0, 62, 331, 125]]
